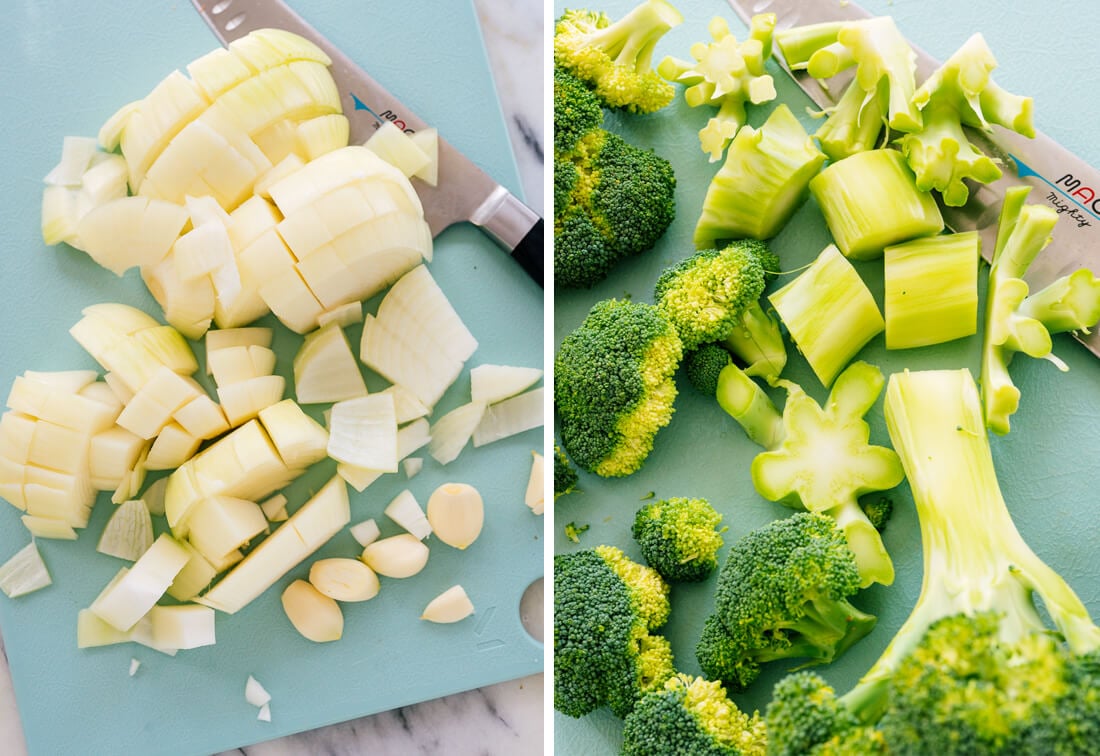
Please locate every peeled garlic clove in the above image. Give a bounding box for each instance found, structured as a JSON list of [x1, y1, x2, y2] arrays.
[[309, 557, 379, 602], [360, 534, 429, 578], [281, 579, 343, 642], [421, 585, 474, 623], [426, 482, 484, 550]]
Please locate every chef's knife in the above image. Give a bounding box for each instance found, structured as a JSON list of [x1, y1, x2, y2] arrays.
[[728, 0, 1100, 356], [192, 0, 543, 287]]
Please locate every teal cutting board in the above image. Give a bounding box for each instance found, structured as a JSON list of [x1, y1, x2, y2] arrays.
[[553, 0, 1100, 752], [0, 2, 543, 754]]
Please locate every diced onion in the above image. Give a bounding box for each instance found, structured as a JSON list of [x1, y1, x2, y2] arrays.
[[97, 499, 154, 561], [469, 364, 543, 405], [349, 518, 380, 547], [472, 388, 544, 448], [245, 675, 272, 707], [428, 402, 486, 465], [0, 542, 52, 598], [525, 452, 545, 516], [327, 394, 398, 471], [384, 490, 431, 540]]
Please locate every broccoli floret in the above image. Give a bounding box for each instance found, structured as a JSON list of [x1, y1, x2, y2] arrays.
[[554, 0, 683, 113], [564, 521, 589, 543], [553, 67, 604, 154], [554, 129, 677, 289], [859, 496, 892, 533], [554, 545, 675, 718], [719, 360, 902, 587], [657, 14, 778, 161], [555, 299, 683, 477], [554, 443, 580, 500], [683, 343, 731, 395], [765, 671, 863, 756], [631, 496, 725, 582], [654, 241, 787, 382], [696, 512, 876, 692], [621, 674, 767, 756], [982, 187, 1100, 434], [766, 368, 1100, 754]]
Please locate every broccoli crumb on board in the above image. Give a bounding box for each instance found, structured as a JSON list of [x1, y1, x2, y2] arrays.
[[564, 522, 589, 543]]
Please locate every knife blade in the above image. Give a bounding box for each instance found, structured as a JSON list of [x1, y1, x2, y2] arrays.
[[191, 0, 543, 287], [728, 0, 1100, 356]]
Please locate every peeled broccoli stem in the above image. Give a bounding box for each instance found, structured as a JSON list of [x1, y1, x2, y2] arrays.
[[981, 186, 1100, 434], [717, 360, 899, 587], [722, 299, 787, 383], [900, 101, 1002, 207], [839, 367, 1100, 724], [581, 0, 681, 79], [813, 77, 886, 162]]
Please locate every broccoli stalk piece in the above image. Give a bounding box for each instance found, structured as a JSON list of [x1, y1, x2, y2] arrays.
[[554, 0, 684, 113], [766, 367, 1100, 754], [654, 241, 786, 382], [900, 33, 1035, 206], [657, 14, 778, 161], [553, 442, 579, 500], [631, 496, 726, 582], [696, 512, 877, 692], [621, 674, 767, 755], [811, 75, 887, 162], [981, 186, 1100, 434], [694, 104, 826, 246], [719, 360, 902, 588], [555, 299, 683, 477], [775, 17, 921, 135], [554, 545, 675, 718]]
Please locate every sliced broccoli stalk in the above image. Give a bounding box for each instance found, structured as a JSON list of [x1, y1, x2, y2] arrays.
[[768, 245, 884, 389], [554, 443, 579, 500], [554, 545, 675, 718], [980, 186, 1100, 434], [721, 299, 787, 383], [809, 149, 943, 261], [696, 512, 878, 692], [683, 343, 731, 395], [658, 14, 778, 161], [694, 104, 826, 246], [553, 0, 684, 113], [622, 674, 767, 756], [555, 299, 683, 477], [883, 230, 980, 350], [715, 362, 784, 450], [750, 361, 901, 587], [813, 77, 887, 162], [903, 33, 1034, 206], [632, 496, 726, 582]]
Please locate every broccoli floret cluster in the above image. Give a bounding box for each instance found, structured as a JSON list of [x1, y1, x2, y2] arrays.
[[621, 674, 767, 756], [554, 0, 683, 114], [696, 512, 876, 692], [554, 545, 675, 718], [553, 442, 580, 500], [555, 299, 682, 477], [631, 496, 725, 582], [683, 343, 731, 395]]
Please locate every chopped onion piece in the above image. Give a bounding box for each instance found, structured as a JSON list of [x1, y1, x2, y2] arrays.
[[166, 541, 218, 602], [76, 196, 189, 276], [97, 499, 154, 561], [403, 457, 423, 479], [21, 516, 78, 540], [205, 327, 273, 354], [245, 675, 271, 707], [378, 384, 430, 424], [364, 122, 431, 178], [149, 604, 216, 650], [281, 579, 343, 642], [384, 490, 431, 540], [525, 451, 545, 516], [0, 542, 52, 598], [260, 494, 289, 523], [472, 388, 544, 448], [317, 301, 362, 329], [129, 658, 141, 677], [89, 534, 190, 631], [143, 477, 168, 517], [293, 323, 367, 404], [257, 399, 330, 469], [349, 518, 380, 547], [469, 365, 543, 405], [426, 483, 484, 550], [428, 401, 486, 465], [421, 585, 474, 623], [409, 128, 439, 186], [258, 703, 272, 722], [361, 534, 429, 578], [327, 394, 397, 471]]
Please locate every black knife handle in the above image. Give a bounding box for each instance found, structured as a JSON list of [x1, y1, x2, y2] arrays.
[[511, 218, 544, 288], [472, 187, 544, 288]]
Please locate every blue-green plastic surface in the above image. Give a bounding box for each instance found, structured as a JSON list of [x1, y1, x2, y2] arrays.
[[0, 2, 543, 755], [553, 0, 1100, 752]]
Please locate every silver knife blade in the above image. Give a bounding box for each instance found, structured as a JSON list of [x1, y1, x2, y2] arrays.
[[728, 0, 1100, 356], [191, 0, 543, 285]]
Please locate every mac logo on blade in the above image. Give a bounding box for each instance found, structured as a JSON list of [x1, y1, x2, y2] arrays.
[[1011, 155, 1098, 229], [351, 94, 417, 134]]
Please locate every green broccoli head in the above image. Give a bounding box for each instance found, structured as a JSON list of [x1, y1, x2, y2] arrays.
[[654, 242, 773, 351], [554, 0, 683, 113], [631, 496, 725, 582], [554, 443, 579, 500], [553, 67, 604, 154], [683, 343, 731, 395], [554, 129, 676, 289], [766, 671, 862, 756], [621, 674, 767, 756], [696, 512, 876, 692], [555, 299, 682, 477], [554, 545, 675, 718]]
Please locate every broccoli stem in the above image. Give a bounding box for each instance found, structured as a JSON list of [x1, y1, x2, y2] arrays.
[[774, 22, 843, 69], [722, 300, 787, 383], [899, 102, 1002, 207], [807, 41, 856, 79], [745, 591, 877, 667], [814, 79, 886, 161], [586, 0, 683, 72], [1018, 269, 1100, 335], [716, 363, 784, 449], [972, 81, 1035, 136]]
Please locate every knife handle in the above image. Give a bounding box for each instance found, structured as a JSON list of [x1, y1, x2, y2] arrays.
[[471, 187, 544, 288]]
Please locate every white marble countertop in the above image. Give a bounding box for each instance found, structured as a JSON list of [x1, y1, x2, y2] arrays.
[[0, 1, 545, 754]]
